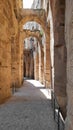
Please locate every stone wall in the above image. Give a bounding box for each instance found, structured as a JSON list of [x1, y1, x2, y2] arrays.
[[0, 0, 72, 129], [0, 0, 13, 102], [65, 0, 73, 129], [10, 1, 22, 88], [49, 0, 67, 118], [11, 33, 22, 88], [0, 0, 21, 102]]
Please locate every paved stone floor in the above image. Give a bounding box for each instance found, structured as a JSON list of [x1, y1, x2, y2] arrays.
[[0, 80, 57, 130]]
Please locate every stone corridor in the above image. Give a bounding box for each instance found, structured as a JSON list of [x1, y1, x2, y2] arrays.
[[0, 80, 57, 130], [0, 0, 73, 129]]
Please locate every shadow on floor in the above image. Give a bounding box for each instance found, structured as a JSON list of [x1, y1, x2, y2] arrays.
[[11, 79, 51, 102]]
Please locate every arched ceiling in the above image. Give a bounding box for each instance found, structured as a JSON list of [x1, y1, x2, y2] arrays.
[[22, 29, 42, 42], [22, 30, 43, 52], [19, 9, 50, 37]]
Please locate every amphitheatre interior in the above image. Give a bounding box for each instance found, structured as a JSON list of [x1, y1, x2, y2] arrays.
[[0, 0, 73, 130]]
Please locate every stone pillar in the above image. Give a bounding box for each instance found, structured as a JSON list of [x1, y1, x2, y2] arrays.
[[0, 0, 14, 102], [54, 45, 67, 115], [65, 0, 73, 129], [39, 45, 44, 83], [16, 33, 23, 86], [50, 0, 67, 117], [21, 39, 24, 82], [25, 58, 29, 77], [34, 52, 39, 80], [11, 36, 20, 88], [41, 52, 44, 84], [46, 42, 51, 88], [18, 31, 24, 85], [0, 38, 11, 103], [29, 52, 34, 79], [11, 36, 16, 87], [44, 30, 51, 88]]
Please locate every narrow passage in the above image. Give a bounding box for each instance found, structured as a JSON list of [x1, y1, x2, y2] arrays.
[[0, 80, 57, 130]]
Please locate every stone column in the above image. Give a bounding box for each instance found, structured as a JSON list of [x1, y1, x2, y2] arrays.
[[44, 30, 51, 88], [11, 36, 19, 88], [34, 52, 39, 80], [0, 38, 11, 103], [29, 52, 34, 79], [39, 45, 44, 84], [50, 0, 67, 117], [0, 0, 14, 102], [65, 0, 73, 129], [18, 31, 24, 85], [26, 58, 29, 77]]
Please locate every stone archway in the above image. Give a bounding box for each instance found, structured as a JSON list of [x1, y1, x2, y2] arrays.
[[19, 9, 50, 43], [21, 30, 43, 51], [23, 35, 40, 80], [22, 35, 44, 82], [21, 29, 44, 82], [22, 30, 41, 41], [19, 9, 47, 32], [18, 9, 51, 87], [24, 49, 34, 79]]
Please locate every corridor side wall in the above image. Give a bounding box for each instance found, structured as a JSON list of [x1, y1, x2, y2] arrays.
[[65, 0, 73, 129], [0, 0, 12, 102], [0, 0, 19, 103], [50, 0, 67, 118]]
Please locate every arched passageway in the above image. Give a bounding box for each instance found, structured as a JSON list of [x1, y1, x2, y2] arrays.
[[0, 0, 73, 130], [19, 17, 51, 87]]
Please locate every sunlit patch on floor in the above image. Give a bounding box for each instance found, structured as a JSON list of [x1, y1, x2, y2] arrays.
[[26, 80, 51, 99], [26, 80, 44, 87]]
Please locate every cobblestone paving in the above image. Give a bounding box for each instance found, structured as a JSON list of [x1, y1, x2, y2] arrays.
[[0, 80, 57, 130]]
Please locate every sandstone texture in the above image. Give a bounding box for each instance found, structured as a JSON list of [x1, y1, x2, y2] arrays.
[[0, 0, 73, 129]]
